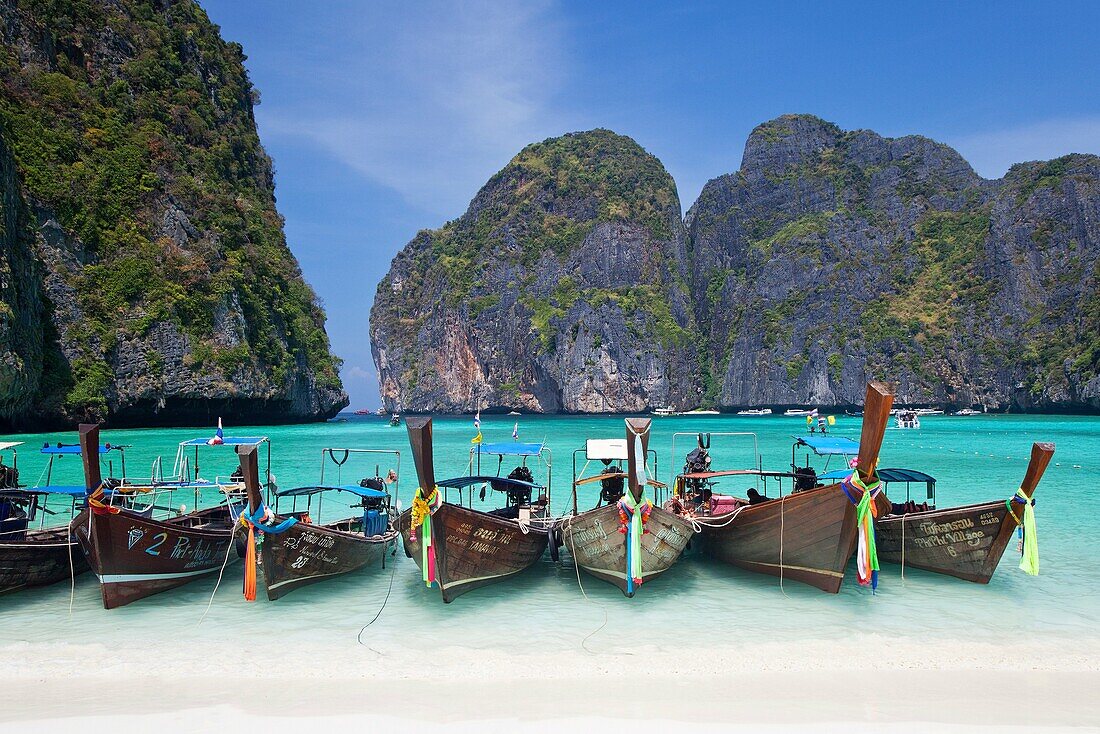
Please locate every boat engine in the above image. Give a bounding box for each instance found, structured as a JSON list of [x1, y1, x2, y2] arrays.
[[683, 442, 712, 498], [504, 465, 533, 506], [599, 467, 625, 504], [793, 466, 818, 492]]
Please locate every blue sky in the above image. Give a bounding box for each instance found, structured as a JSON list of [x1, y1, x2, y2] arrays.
[[202, 1, 1100, 410]]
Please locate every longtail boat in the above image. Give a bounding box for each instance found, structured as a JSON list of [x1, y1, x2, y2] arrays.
[[561, 418, 692, 597], [237, 446, 400, 600], [0, 441, 90, 594], [674, 382, 894, 593], [73, 424, 245, 609], [395, 417, 550, 603], [873, 442, 1054, 582]]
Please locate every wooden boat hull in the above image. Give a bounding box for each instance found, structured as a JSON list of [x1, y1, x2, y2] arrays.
[[395, 503, 548, 603], [699, 483, 861, 593], [73, 505, 240, 609], [260, 520, 398, 600], [0, 527, 90, 594], [562, 504, 693, 597], [876, 500, 1019, 583]]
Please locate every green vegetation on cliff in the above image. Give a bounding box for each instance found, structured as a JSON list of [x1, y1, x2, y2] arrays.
[[0, 0, 342, 421]]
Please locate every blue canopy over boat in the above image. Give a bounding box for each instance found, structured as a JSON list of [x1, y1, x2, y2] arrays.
[[40, 444, 122, 455], [178, 437, 267, 447], [818, 467, 936, 484], [475, 442, 545, 456], [793, 436, 860, 456], [2, 485, 87, 496], [436, 475, 542, 491], [275, 484, 388, 499]]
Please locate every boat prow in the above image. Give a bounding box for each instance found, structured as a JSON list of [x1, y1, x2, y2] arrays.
[[562, 417, 692, 597], [876, 441, 1054, 582], [684, 381, 895, 593], [399, 417, 550, 603]]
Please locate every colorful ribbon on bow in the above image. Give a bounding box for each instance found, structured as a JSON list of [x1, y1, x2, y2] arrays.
[[411, 486, 442, 587], [618, 492, 653, 595], [87, 482, 120, 515], [238, 504, 298, 601], [1008, 489, 1039, 575], [843, 472, 882, 592]]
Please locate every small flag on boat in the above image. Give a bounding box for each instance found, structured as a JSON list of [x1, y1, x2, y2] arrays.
[[512, 422, 519, 440], [471, 411, 482, 444], [207, 417, 224, 446]]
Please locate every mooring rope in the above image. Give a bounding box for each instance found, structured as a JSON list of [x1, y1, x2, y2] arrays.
[[565, 521, 613, 655], [198, 530, 240, 625], [67, 515, 78, 616], [357, 541, 399, 651]]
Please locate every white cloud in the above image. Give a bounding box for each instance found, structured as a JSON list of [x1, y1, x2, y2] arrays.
[[343, 365, 375, 382], [948, 116, 1100, 179], [258, 0, 577, 218]]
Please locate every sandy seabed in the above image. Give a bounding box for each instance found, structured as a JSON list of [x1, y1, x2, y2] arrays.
[[1, 637, 1097, 732]]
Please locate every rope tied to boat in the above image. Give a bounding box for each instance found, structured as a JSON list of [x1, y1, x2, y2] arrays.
[[843, 472, 882, 593], [238, 504, 298, 602], [1007, 489, 1039, 575], [411, 486, 442, 587]]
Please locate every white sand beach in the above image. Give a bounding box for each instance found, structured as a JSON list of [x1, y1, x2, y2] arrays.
[[2, 637, 1098, 732]]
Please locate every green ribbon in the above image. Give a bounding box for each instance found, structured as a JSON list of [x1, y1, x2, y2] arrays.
[[1011, 489, 1039, 576]]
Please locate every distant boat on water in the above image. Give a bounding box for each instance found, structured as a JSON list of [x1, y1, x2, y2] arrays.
[[651, 406, 679, 417], [508, 410, 521, 416], [953, 408, 982, 416], [683, 409, 720, 416], [353, 409, 372, 416], [736, 408, 772, 416], [914, 408, 944, 416], [784, 408, 816, 417]]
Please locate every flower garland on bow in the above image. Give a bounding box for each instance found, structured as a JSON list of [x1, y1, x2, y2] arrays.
[[841, 467, 883, 592], [411, 486, 443, 587]]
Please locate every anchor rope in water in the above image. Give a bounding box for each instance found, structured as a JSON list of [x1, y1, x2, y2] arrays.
[[565, 521, 614, 656], [198, 523, 240, 625], [67, 514, 78, 616], [900, 511, 908, 582], [357, 540, 400, 650]]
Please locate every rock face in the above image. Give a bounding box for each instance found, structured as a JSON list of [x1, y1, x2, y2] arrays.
[[0, 0, 346, 429], [370, 130, 699, 413], [688, 114, 1099, 412], [372, 115, 1099, 413]]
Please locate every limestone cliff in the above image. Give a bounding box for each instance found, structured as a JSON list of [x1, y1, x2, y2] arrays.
[[372, 115, 1098, 413], [370, 130, 699, 413], [688, 114, 1098, 411], [0, 0, 346, 428]]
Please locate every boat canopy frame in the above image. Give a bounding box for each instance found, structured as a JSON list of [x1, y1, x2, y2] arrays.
[[170, 436, 271, 494], [818, 466, 936, 505], [462, 440, 553, 509], [272, 447, 401, 522], [669, 432, 763, 502], [570, 440, 660, 514], [792, 435, 859, 475]]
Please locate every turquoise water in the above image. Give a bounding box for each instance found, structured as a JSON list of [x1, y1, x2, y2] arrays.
[[2, 413, 1098, 654]]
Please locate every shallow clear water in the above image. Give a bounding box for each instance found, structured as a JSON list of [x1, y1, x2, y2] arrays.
[[2, 412, 1098, 654]]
